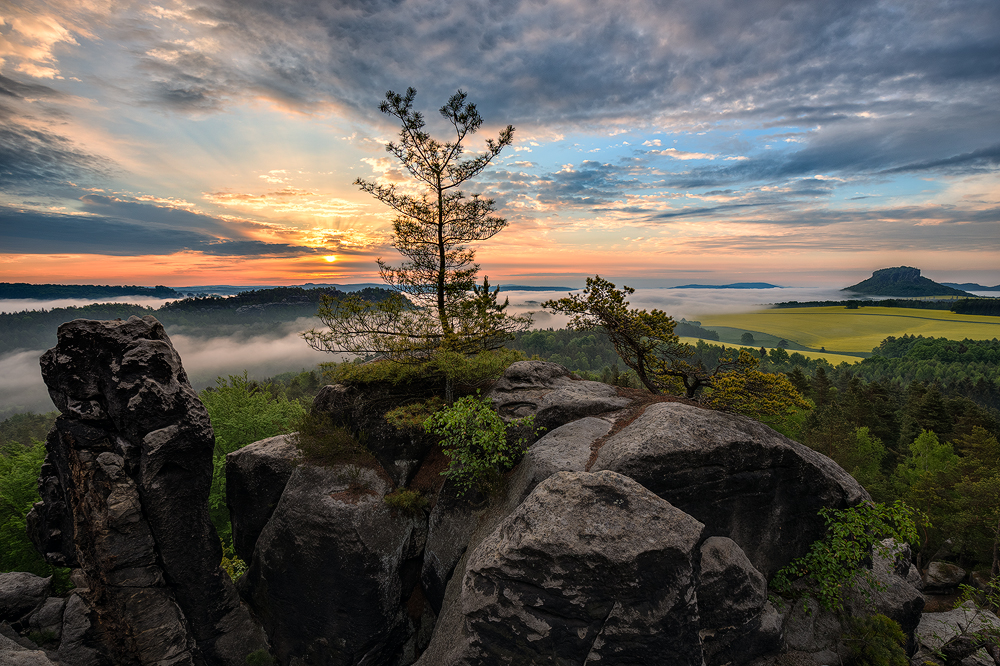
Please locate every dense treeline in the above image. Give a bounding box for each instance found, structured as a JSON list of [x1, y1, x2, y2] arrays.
[[0, 287, 396, 353], [0, 282, 180, 300], [774, 297, 1000, 315]]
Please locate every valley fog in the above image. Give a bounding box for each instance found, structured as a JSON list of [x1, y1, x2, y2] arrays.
[[0, 287, 859, 417]]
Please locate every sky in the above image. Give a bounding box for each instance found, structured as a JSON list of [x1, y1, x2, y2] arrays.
[[2, 0, 999, 289]]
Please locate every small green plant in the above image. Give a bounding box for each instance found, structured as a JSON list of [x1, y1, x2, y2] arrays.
[[384, 488, 429, 515], [385, 397, 446, 433], [293, 412, 374, 467], [220, 538, 247, 581], [842, 613, 908, 666], [245, 648, 276, 666], [770, 500, 924, 613], [424, 392, 537, 497], [26, 629, 58, 647]]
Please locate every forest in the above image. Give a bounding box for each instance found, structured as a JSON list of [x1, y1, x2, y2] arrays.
[[3, 314, 1000, 583]]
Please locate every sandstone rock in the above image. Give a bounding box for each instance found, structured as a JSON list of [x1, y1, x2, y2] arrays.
[[0, 630, 56, 666], [420, 416, 610, 618], [913, 600, 1000, 666], [0, 572, 50, 623], [225, 433, 300, 562], [58, 593, 110, 666], [240, 462, 427, 666], [489, 361, 631, 434], [850, 539, 925, 654], [593, 402, 868, 577], [28, 316, 269, 665], [27, 597, 65, 642], [312, 382, 436, 486], [699, 536, 768, 629], [924, 561, 967, 592], [434, 470, 706, 666]]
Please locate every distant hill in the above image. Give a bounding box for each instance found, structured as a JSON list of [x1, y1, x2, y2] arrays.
[[0, 282, 181, 300], [843, 267, 972, 297], [942, 282, 1000, 292], [670, 282, 781, 290]]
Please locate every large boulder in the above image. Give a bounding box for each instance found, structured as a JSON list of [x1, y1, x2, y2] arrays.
[[0, 572, 50, 624], [488, 361, 631, 435], [27, 316, 268, 665], [429, 470, 707, 666], [239, 462, 428, 666], [0, 630, 56, 666], [225, 433, 300, 562], [420, 416, 611, 615], [593, 402, 869, 577], [912, 601, 1000, 666]]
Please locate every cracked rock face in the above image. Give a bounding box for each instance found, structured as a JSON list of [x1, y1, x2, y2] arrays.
[[593, 401, 869, 578], [27, 316, 268, 666], [446, 470, 706, 666]]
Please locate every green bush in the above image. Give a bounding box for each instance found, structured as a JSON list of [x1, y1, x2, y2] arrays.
[[384, 397, 445, 433], [244, 648, 276, 666], [843, 613, 908, 666], [383, 488, 429, 515], [200, 373, 306, 552], [424, 392, 536, 497], [770, 500, 923, 613], [293, 412, 374, 467], [0, 438, 71, 588]]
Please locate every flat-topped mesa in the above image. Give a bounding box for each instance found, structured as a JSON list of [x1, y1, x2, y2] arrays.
[[28, 315, 268, 666]]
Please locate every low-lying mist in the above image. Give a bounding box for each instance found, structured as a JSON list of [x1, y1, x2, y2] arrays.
[[1, 287, 859, 417]]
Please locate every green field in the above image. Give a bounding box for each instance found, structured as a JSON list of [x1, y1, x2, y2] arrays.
[[697, 306, 1000, 353]]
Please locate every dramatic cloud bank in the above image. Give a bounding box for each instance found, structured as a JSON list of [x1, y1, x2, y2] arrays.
[[0, 0, 997, 285]]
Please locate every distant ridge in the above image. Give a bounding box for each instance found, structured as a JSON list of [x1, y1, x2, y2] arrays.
[[670, 282, 782, 290], [942, 282, 1000, 292], [843, 267, 972, 297], [0, 282, 181, 300]]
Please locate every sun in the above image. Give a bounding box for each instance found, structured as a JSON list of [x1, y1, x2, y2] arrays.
[[323, 255, 337, 263]]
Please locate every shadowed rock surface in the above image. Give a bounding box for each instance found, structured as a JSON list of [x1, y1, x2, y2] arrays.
[[225, 433, 300, 562], [593, 401, 869, 578], [26, 316, 268, 665], [438, 470, 706, 666], [239, 463, 428, 666]]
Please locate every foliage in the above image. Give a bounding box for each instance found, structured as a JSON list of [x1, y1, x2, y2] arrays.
[[385, 398, 446, 433], [0, 412, 57, 448], [304, 89, 529, 362], [0, 438, 71, 587], [770, 500, 923, 613], [323, 347, 524, 394], [701, 352, 810, 422], [543, 277, 810, 419], [200, 373, 306, 550], [543, 276, 700, 395], [383, 489, 429, 515], [220, 538, 247, 581], [842, 613, 909, 666], [244, 649, 276, 666], [292, 411, 374, 467], [424, 392, 537, 496]]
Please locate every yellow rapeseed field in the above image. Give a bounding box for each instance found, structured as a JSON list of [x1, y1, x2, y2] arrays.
[[697, 307, 1000, 353]]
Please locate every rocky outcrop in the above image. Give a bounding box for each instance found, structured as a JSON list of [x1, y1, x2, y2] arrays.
[[593, 401, 869, 577], [225, 433, 300, 562], [924, 561, 968, 593], [911, 600, 1000, 666], [238, 463, 429, 666], [0, 572, 50, 624], [489, 360, 631, 435], [433, 471, 707, 665], [311, 380, 438, 486], [26, 316, 268, 665]]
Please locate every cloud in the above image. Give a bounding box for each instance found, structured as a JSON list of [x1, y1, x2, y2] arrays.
[[0, 205, 321, 256]]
